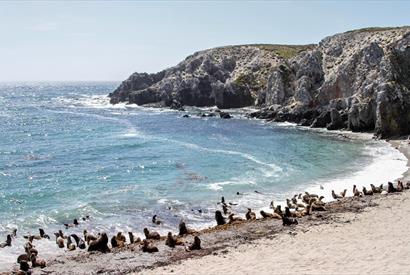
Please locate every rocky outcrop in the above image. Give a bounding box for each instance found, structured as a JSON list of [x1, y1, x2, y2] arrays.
[[110, 27, 410, 138]]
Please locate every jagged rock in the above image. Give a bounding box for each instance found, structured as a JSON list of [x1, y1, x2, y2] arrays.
[[110, 27, 410, 138], [327, 109, 345, 130], [311, 110, 331, 128]]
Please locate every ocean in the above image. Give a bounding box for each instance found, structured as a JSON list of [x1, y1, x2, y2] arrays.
[[0, 82, 407, 269]]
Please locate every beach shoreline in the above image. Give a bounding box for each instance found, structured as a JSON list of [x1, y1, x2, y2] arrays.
[[19, 138, 409, 274]]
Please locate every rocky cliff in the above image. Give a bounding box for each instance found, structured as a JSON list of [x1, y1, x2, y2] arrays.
[[110, 27, 410, 138]]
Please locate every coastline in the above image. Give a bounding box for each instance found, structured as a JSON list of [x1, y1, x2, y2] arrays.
[[140, 138, 410, 275], [24, 138, 410, 274]]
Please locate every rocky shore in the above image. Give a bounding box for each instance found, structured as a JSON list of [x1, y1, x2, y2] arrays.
[[110, 26, 410, 138]]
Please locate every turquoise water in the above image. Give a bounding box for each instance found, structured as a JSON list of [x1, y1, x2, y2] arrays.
[[0, 82, 406, 269]]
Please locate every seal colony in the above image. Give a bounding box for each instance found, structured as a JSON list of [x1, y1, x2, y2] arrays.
[[2, 175, 409, 274]]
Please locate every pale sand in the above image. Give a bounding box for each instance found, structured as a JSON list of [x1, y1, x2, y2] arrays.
[[142, 139, 410, 275]]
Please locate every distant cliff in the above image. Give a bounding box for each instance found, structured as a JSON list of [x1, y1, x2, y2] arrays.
[[110, 27, 410, 138]]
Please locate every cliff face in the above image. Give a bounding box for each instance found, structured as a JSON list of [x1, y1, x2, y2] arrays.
[[110, 27, 410, 138]]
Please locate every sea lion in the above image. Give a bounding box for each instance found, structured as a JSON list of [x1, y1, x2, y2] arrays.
[[71, 234, 86, 249], [128, 232, 135, 244], [282, 215, 298, 226], [54, 233, 64, 248], [11, 229, 17, 238], [88, 232, 110, 253], [388, 182, 398, 193], [245, 208, 256, 220], [64, 219, 79, 229], [397, 181, 404, 192], [186, 236, 201, 251], [111, 235, 118, 248], [39, 228, 50, 239], [274, 205, 283, 216], [19, 261, 30, 272], [370, 184, 383, 193], [286, 199, 297, 209], [222, 204, 229, 215], [215, 210, 226, 225], [178, 221, 196, 236], [152, 215, 162, 225], [116, 232, 126, 247], [285, 207, 302, 218], [165, 232, 176, 248], [66, 236, 76, 251], [17, 254, 30, 264], [0, 234, 11, 248], [269, 201, 274, 209], [141, 239, 158, 253], [165, 232, 184, 248], [84, 230, 97, 245], [260, 210, 281, 219], [228, 213, 244, 224], [340, 189, 347, 198], [143, 228, 161, 240], [353, 185, 362, 197], [29, 247, 38, 257], [405, 181, 410, 189], [31, 254, 46, 268], [362, 187, 373, 196], [331, 190, 343, 199]]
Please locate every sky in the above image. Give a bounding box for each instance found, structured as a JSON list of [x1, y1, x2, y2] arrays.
[[0, 1, 409, 81]]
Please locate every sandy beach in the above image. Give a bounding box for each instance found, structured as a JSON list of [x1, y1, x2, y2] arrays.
[[23, 138, 410, 275], [141, 139, 410, 275]]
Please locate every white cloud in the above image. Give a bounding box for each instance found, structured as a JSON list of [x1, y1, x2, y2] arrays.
[[27, 22, 58, 32]]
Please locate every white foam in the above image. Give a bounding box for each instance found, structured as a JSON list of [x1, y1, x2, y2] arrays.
[[304, 140, 408, 202]]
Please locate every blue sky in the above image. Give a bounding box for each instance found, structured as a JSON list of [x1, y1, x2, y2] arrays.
[[0, 1, 408, 81]]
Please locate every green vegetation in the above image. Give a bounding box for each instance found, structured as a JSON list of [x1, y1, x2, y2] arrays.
[[344, 26, 409, 34], [251, 44, 316, 59]]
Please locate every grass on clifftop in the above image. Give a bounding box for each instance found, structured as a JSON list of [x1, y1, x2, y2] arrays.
[[345, 26, 410, 34], [251, 44, 315, 59]]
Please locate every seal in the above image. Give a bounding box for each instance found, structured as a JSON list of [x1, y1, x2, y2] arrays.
[[66, 236, 76, 251], [31, 254, 46, 268], [71, 234, 86, 249], [128, 232, 135, 244], [0, 234, 11, 248], [178, 221, 196, 236], [228, 213, 244, 224], [53, 233, 64, 248], [362, 187, 374, 196], [388, 181, 398, 193], [331, 190, 343, 199], [282, 215, 298, 226], [353, 185, 362, 197], [215, 210, 226, 225], [260, 210, 281, 219], [370, 184, 383, 193], [186, 236, 201, 252], [39, 228, 50, 239], [152, 215, 162, 225], [245, 208, 256, 220], [88, 232, 110, 253], [141, 239, 158, 253], [84, 230, 97, 245], [143, 228, 161, 240]]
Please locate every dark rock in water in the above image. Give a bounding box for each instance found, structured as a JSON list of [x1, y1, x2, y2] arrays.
[[110, 27, 410, 138], [219, 112, 232, 119], [311, 110, 331, 128], [182, 114, 190, 118]]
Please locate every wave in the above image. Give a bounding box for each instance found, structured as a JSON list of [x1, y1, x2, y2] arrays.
[[304, 140, 408, 201]]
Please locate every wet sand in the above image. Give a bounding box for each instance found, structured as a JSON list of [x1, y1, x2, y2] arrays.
[[22, 139, 410, 275]]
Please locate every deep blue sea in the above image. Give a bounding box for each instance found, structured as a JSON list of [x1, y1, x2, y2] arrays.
[[0, 82, 407, 269]]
